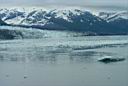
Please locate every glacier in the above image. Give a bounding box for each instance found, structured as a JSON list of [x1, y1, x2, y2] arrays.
[[0, 26, 88, 39]]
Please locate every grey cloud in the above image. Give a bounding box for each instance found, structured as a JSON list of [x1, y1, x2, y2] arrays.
[[0, 0, 127, 7]]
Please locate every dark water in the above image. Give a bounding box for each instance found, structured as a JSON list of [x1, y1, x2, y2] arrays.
[[0, 36, 128, 86]]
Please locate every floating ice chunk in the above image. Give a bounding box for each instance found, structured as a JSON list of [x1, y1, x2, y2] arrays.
[[98, 56, 125, 63]]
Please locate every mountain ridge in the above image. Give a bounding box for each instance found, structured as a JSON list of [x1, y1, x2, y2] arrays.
[[0, 7, 128, 35]]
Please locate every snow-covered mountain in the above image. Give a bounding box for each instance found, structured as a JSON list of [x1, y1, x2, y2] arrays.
[[0, 7, 128, 35], [0, 8, 102, 24], [98, 11, 128, 22], [0, 19, 7, 25]]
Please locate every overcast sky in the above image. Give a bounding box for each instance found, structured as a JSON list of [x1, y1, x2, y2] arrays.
[[0, 0, 128, 8]]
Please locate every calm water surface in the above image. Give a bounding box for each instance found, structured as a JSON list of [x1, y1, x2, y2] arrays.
[[0, 36, 128, 86]]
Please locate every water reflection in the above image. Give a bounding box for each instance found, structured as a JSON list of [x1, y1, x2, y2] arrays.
[[0, 36, 128, 64], [72, 43, 128, 50], [69, 51, 114, 63], [34, 52, 57, 64], [0, 46, 115, 64], [69, 51, 97, 63], [0, 55, 4, 61]]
